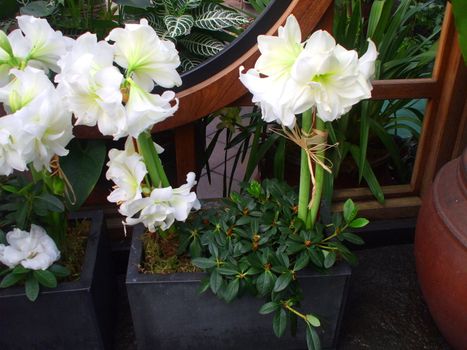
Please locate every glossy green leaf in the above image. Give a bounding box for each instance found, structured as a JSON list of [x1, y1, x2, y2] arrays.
[[293, 252, 309, 272], [48, 264, 70, 278], [0, 272, 24, 288], [342, 232, 365, 245], [273, 308, 287, 337], [34, 270, 57, 288], [306, 324, 321, 350], [273, 272, 292, 293], [259, 301, 280, 315], [224, 278, 239, 302], [12, 265, 30, 275], [25, 275, 39, 302], [189, 238, 202, 258], [343, 199, 357, 223], [210, 270, 222, 293], [36, 193, 64, 212], [306, 313, 321, 328], [191, 257, 216, 269], [349, 218, 369, 228], [60, 140, 106, 210], [256, 271, 275, 295], [323, 251, 336, 269]]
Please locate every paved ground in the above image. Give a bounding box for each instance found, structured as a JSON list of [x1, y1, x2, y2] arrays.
[[338, 245, 450, 350], [114, 244, 451, 350]]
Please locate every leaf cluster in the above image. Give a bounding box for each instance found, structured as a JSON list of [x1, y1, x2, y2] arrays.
[[179, 179, 368, 350], [119, 0, 251, 72], [0, 263, 70, 301], [0, 175, 65, 233]]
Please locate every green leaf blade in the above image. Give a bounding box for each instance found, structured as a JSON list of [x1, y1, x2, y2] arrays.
[[25, 275, 39, 302], [33, 270, 57, 288]]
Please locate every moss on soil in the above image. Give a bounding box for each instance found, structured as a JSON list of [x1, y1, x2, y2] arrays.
[[139, 231, 199, 275]]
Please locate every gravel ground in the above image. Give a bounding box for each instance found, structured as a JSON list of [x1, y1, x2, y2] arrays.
[[113, 244, 451, 350]]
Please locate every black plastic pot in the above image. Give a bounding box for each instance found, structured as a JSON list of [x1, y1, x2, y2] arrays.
[[0, 210, 115, 350], [126, 225, 351, 350]]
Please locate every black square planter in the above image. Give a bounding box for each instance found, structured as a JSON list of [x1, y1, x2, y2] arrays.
[[126, 225, 351, 350], [0, 210, 115, 350]]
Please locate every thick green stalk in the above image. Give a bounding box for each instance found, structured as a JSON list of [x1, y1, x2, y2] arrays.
[[298, 109, 313, 228], [309, 117, 326, 228], [153, 147, 170, 188], [137, 131, 170, 188]]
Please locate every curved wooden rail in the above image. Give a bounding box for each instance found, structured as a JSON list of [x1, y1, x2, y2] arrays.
[[73, 0, 334, 138]]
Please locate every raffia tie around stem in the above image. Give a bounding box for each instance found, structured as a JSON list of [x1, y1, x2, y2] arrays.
[[273, 124, 337, 208], [50, 155, 77, 205]]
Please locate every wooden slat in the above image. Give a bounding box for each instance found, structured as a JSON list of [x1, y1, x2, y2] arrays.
[[333, 184, 415, 202], [371, 79, 439, 100]]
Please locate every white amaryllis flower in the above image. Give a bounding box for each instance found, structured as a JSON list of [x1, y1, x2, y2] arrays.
[[292, 31, 378, 121], [0, 31, 14, 86], [0, 225, 60, 270], [121, 84, 179, 139], [239, 15, 378, 125], [9, 15, 73, 74], [123, 172, 199, 232], [106, 18, 182, 90], [0, 67, 52, 113], [170, 172, 201, 221], [56, 33, 126, 138], [239, 15, 309, 128], [0, 115, 28, 175], [18, 90, 74, 171], [106, 137, 148, 208], [124, 187, 176, 232], [0, 67, 73, 171]]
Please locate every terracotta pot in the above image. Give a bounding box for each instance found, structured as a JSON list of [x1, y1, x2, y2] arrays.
[[415, 148, 467, 349]]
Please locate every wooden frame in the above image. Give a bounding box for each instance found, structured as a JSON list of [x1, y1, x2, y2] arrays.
[[333, 3, 467, 219]]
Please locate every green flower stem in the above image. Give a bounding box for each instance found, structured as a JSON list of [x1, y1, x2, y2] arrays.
[[298, 109, 313, 228], [308, 117, 326, 228], [153, 148, 170, 188], [137, 131, 170, 188], [283, 302, 308, 322]]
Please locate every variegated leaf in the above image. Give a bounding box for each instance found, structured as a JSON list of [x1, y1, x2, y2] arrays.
[[178, 0, 203, 10], [194, 10, 249, 30], [192, 2, 223, 17], [161, 0, 178, 14], [180, 54, 204, 72], [179, 32, 224, 57], [164, 15, 194, 38]]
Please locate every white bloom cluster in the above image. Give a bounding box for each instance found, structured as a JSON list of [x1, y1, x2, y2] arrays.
[[0, 16, 73, 176], [239, 15, 378, 127], [106, 139, 200, 232], [56, 19, 180, 140], [0, 225, 60, 270], [0, 15, 198, 234]]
